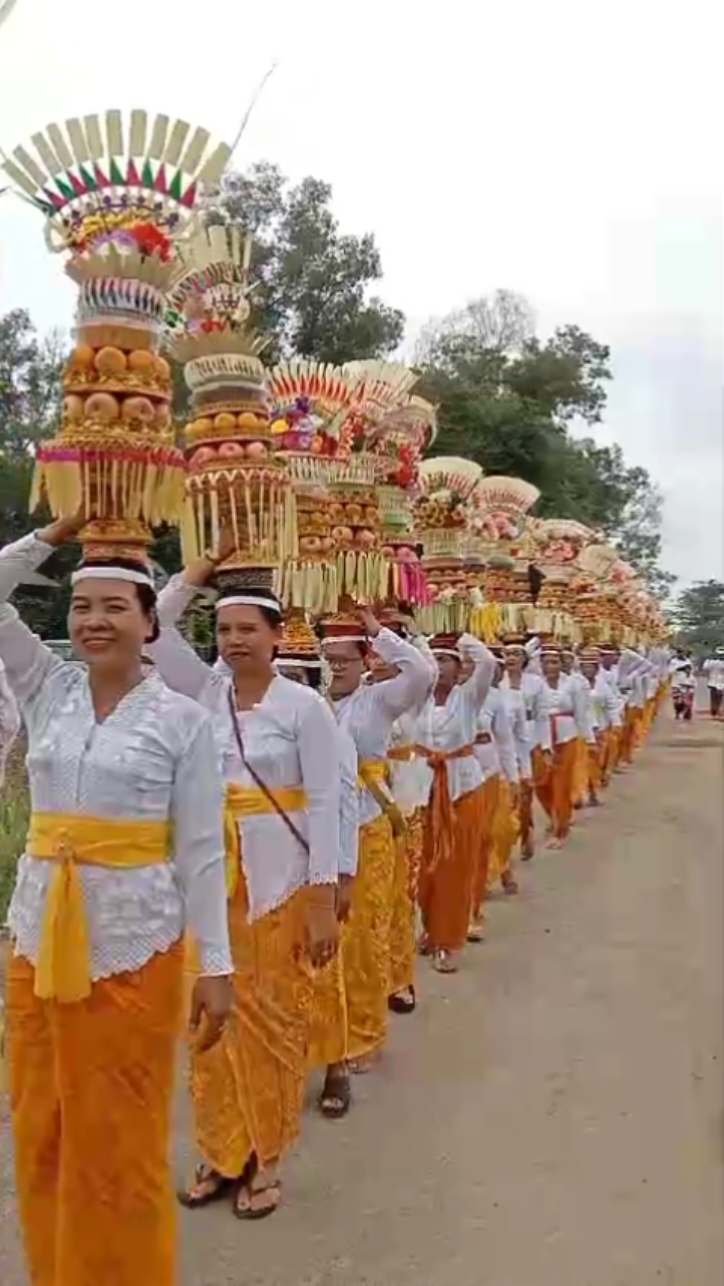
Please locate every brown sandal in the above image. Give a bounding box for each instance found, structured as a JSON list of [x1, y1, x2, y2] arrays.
[[177, 1164, 234, 1209], [233, 1176, 281, 1221], [432, 949, 458, 974]]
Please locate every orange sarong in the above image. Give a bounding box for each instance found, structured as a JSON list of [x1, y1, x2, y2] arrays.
[[6, 943, 183, 1286], [571, 737, 589, 809], [420, 781, 485, 952], [190, 874, 313, 1178], [470, 773, 501, 918], [535, 727, 579, 841], [388, 809, 422, 996], [342, 814, 396, 1060], [618, 705, 639, 766], [487, 779, 520, 889]]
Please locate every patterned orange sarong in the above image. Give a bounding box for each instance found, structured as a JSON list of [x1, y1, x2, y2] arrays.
[[420, 782, 486, 951], [470, 774, 501, 917], [6, 942, 183, 1286], [190, 873, 313, 1178], [487, 780, 520, 888], [388, 808, 422, 996], [536, 735, 579, 841], [343, 814, 396, 1060]]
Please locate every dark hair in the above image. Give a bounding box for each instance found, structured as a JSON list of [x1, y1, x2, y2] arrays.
[[74, 558, 160, 643]]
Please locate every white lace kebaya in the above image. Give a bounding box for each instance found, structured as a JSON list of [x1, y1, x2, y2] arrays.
[[0, 533, 232, 981], [151, 575, 343, 920]]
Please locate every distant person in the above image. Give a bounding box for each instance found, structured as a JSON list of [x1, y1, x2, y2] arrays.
[[702, 650, 724, 718], [671, 662, 696, 721]]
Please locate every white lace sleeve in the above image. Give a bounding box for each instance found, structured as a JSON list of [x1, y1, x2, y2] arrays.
[[297, 696, 342, 887], [151, 576, 220, 701], [0, 533, 60, 708], [171, 715, 232, 976]]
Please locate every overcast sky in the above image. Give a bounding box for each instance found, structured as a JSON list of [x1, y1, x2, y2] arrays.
[[0, 0, 721, 587]]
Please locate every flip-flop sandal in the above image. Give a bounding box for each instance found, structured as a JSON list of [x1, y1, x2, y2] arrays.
[[177, 1164, 234, 1209], [318, 1072, 352, 1119], [467, 923, 485, 943], [388, 986, 416, 1014], [432, 950, 458, 974], [233, 1178, 281, 1221]]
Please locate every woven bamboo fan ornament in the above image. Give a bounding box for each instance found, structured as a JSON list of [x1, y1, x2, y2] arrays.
[[166, 225, 296, 576], [3, 110, 232, 561]]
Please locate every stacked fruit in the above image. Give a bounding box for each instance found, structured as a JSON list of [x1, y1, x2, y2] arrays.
[[6, 109, 230, 561]]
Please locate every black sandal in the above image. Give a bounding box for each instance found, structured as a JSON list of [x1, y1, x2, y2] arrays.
[[388, 985, 416, 1014], [318, 1069, 352, 1119], [177, 1163, 235, 1209]]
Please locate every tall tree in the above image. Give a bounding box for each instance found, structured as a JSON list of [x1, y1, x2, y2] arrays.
[[207, 162, 404, 365], [669, 581, 724, 657], [415, 296, 673, 593]]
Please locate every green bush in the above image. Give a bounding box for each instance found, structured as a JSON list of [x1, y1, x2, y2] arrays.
[[0, 743, 29, 924]]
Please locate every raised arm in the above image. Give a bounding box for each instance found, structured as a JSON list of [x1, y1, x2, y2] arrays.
[[297, 695, 342, 887], [171, 714, 232, 976], [458, 633, 497, 714], [363, 615, 433, 722], [0, 519, 81, 707], [150, 573, 219, 701]]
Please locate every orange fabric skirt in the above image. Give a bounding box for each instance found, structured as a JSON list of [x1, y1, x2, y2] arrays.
[[342, 814, 396, 1060], [519, 747, 549, 853], [308, 814, 398, 1065], [619, 705, 639, 765], [190, 875, 313, 1178], [588, 735, 604, 794], [571, 737, 589, 808], [420, 782, 486, 951], [487, 780, 520, 888], [6, 943, 183, 1286], [470, 774, 501, 916], [388, 808, 422, 995], [536, 737, 578, 840]]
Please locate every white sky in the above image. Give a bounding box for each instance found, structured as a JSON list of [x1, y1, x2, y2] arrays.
[[0, 0, 721, 587]]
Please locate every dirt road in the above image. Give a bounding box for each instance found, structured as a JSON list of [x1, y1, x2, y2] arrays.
[[1, 710, 723, 1285]]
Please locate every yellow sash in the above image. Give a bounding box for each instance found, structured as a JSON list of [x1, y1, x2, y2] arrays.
[[26, 812, 171, 1004], [387, 744, 413, 762], [223, 783, 308, 899], [358, 758, 406, 838]]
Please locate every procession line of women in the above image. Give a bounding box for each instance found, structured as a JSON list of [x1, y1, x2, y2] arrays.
[[0, 520, 670, 1284]]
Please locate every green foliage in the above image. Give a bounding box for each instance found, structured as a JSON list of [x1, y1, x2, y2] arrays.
[[416, 295, 672, 593], [0, 742, 29, 922], [669, 580, 724, 657], [208, 162, 405, 365]]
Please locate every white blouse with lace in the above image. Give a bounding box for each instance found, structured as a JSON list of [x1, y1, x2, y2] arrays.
[[414, 635, 496, 803], [0, 533, 232, 981], [152, 576, 342, 920], [328, 628, 433, 828]]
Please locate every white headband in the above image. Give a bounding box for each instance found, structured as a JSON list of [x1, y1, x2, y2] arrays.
[[322, 635, 367, 646], [71, 566, 154, 589], [431, 647, 460, 658], [276, 656, 322, 669], [216, 595, 281, 613]]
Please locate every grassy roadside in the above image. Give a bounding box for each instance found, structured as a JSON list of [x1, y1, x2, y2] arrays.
[[0, 739, 29, 928]]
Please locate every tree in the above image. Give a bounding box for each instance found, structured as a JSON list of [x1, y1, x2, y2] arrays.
[[415, 295, 673, 593], [669, 581, 724, 657], [207, 163, 404, 365], [0, 310, 74, 636]]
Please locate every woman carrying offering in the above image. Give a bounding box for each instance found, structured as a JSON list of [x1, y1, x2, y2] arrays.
[[415, 632, 496, 973], [1, 516, 232, 1286], [151, 546, 341, 1220], [537, 644, 596, 849], [320, 609, 431, 1079], [499, 639, 551, 860]]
